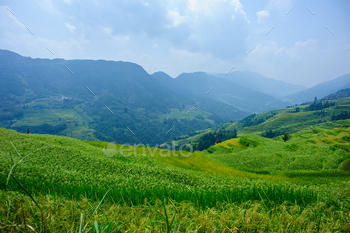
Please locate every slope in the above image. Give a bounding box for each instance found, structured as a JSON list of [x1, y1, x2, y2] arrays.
[[215, 71, 307, 98], [0, 49, 248, 145], [283, 73, 350, 104], [0, 128, 349, 232], [172, 96, 350, 151], [153, 71, 288, 113], [204, 122, 350, 174]]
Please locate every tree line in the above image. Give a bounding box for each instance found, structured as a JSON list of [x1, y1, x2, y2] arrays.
[[194, 130, 237, 151]]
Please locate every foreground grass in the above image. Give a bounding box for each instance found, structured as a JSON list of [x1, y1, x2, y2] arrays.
[[1, 127, 350, 232], [1, 190, 349, 232]]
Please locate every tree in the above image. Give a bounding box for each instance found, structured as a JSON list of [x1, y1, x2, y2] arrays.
[[282, 133, 289, 142]]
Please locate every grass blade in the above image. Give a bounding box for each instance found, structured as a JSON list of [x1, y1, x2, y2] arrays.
[[0, 163, 44, 232], [94, 221, 100, 233], [10, 140, 21, 158], [5, 144, 48, 185], [82, 186, 114, 232], [79, 213, 83, 233]]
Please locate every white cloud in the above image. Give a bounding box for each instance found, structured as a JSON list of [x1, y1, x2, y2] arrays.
[[256, 10, 270, 23], [285, 39, 318, 62], [230, 0, 250, 24], [100, 26, 113, 35], [65, 22, 76, 33], [99, 26, 129, 43], [187, 0, 249, 24], [167, 9, 187, 27], [34, 0, 62, 16], [170, 47, 202, 59], [110, 34, 130, 43], [187, 0, 207, 14]]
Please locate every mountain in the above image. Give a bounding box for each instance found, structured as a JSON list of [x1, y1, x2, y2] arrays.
[[321, 88, 350, 101], [153, 71, 289, 113], [0, 49, 248, 145], [214, 71, 307, 98], [283, 73, 350, 104]]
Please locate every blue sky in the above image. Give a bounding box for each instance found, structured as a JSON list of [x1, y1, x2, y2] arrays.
[[1, 0, 349, 87]]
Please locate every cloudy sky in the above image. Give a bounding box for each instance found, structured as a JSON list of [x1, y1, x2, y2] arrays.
[[1, 0, 350, 87]]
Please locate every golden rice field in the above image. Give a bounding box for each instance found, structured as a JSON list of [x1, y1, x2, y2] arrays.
[[0, 127, 350, 232]]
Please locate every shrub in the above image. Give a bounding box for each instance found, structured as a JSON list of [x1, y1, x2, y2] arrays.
[[339, 158, 350, 170], [282, 133, 289, 142], [207, 146, 216, 153]]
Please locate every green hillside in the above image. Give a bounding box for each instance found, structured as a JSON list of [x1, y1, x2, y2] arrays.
[[205, 120, 350, 174], [174, 97, 350, 151], [236, 98, 350, 136], [1, 127, 350, 232]]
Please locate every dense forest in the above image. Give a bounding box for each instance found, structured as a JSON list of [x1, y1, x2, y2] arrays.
[[11, 123, 67, 135], [239, 112, 277, 128], [332, 111, 350, 121], [306, 99, 335, 111], [194, 130, 237, 151], [261, 129, 282, 138]]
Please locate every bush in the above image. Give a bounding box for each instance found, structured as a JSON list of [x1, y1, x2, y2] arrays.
[[282, 133, 289, 142], [339, 158, 350, 170], [207, 146, 216, 153]]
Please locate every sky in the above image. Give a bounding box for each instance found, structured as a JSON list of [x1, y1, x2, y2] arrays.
[[1, 0, 350, 87]]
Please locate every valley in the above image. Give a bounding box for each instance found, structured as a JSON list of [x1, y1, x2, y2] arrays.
[[1, 50, 350, 232], [2, 1, 350, 232]]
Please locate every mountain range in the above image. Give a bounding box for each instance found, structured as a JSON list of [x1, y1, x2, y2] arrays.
[[152, 71, 288, 113], [283, 73, 350, 104], [214, 71, 307, 99], [1, 48, 350, 145]]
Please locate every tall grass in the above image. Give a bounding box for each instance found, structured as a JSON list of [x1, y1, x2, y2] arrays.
[[1, 189, 349, 232], [0, 128, 349, 232]]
